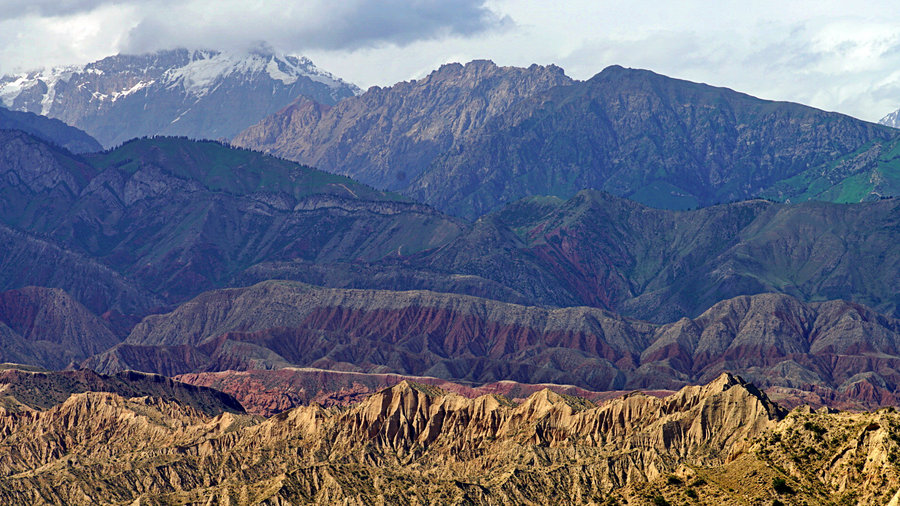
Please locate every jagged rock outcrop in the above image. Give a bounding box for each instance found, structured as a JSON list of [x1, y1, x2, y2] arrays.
[[0, 373, 794, 504], [233, 60, 573, 191], [0, 130, 94, 224], [0, 373, 895, 504]]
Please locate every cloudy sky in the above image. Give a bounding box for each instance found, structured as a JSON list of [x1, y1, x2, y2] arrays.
[[1, 0, 899, 121]]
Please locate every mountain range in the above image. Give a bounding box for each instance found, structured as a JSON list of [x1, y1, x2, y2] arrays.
[[0, 116, 897, 413], [0, 371, 897, 504], [235, 60, 900, 217], [74, 281, 900, 414], [0, 47, 359, 147], [2, 47, 900, 504], [2, 129, 898, 322]]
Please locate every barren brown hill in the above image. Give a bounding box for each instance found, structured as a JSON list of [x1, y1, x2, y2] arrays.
[[174, 367, 639, 417], [85, 280, 653, 389], [0, 373, 897, 504], [0, 286, 119, 369], [82, 281, 900, 412]]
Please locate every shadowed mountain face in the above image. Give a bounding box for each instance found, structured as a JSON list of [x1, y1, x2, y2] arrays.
[[0, 130, 96, 230], [0, 223, 162, 318], [411, 191, 900, 321], [81, 281, 900, 410], [0, 373, 897, 504], [0, 287, 119, 369], [0, 134, 464, 309], [2, 131, 897, 325], [235, 61, 899, 218], [0, 368, 244, 415], [0, 108, 101, 153]]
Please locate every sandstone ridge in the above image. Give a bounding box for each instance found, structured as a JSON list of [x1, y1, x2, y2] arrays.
[[0, 373, 897, 504]]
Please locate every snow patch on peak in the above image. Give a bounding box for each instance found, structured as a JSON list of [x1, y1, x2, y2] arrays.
[[163, 51, 269, 96], [159, 49, 358, 96], [0, 74, 31, 107], [0, 64, 83, 114], [879, 109, 900, 129], [266, 59, 298, 85], [281, 55, 361, 94]]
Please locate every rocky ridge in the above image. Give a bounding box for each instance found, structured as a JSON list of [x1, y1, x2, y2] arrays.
[[0, 107, 101, 153], [235, 61, 899, 217], [0, 367, 244, 415], [174, 367, 642, 417], [3, 130, 899, 326], [0, 135, 463, 310], [406, 65, 899, 216], [0, 373, 897, 504], [233, 59, 574, 190], [83, 281, 900, 413]]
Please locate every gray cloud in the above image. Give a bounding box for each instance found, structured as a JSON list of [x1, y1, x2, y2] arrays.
[[120, 0, 510, 54], [0, 0, 107, 19], [0, 0, 174, 20]]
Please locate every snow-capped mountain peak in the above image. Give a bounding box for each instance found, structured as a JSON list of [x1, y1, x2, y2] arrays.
[[157, 50, 356, 97], [879, 108, 900, 129], [0, 46, 360, 147]]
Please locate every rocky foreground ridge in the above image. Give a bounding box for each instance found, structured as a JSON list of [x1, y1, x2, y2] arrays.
[[0, 372, 897, 504]]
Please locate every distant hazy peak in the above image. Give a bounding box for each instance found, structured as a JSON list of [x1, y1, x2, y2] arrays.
[[424, 58, 570, 83], [879, 108, 900, 128]]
